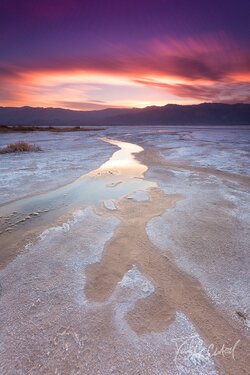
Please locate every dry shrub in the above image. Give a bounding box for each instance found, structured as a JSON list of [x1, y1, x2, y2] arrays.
[[0, 141, 41, 153]]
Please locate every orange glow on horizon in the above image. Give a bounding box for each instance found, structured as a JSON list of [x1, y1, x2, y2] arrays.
[[2, 69, 202, 110], [1, 63, 249, 110]]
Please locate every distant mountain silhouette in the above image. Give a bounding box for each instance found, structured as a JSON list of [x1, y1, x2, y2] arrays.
[[0, 103, 249, 126]]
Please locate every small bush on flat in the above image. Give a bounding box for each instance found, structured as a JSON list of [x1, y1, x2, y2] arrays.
[[0, 141, 41, 154]]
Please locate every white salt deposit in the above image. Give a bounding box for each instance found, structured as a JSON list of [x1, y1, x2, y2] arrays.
[[0, 132, 116, 204], [103, 200, 117, 210]]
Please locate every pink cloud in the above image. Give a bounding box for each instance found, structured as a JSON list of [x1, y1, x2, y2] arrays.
[[0, 34, 249, 107], [2, 34, 249, 81], [135, 79, 250, 103]]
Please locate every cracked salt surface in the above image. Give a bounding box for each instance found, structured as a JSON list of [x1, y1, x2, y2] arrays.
[[0, 132, 116, 205], [116, 125, 250, 177], [0, 205, 218, 374], [111, 267, 218, 375], [1, 126, 248, 373], [0, 207, 119, 373], [144, 133, 250, 330], [146, 177, 250, 324]]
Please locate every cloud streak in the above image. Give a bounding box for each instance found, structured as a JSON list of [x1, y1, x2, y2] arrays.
[[135, 79, 250, 103], [0, 34, 249, 108]]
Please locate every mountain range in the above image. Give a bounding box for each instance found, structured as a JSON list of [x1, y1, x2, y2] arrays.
[[0, 103, 249, 126]]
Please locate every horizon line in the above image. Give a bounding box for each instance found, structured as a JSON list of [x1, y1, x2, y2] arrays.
[[1, 102, 250, 113]]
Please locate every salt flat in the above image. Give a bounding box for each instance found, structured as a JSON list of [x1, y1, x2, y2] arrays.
[[0, 126, 249, 375]]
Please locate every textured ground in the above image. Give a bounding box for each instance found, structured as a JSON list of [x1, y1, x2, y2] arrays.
[[0, 131, 116, 204], [0, 126, 249, 374]]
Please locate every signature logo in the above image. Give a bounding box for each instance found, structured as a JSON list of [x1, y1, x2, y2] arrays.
[[172, 335, 240, 369]]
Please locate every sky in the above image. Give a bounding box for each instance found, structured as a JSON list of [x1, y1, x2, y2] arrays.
[[0, 0, 250, 110]]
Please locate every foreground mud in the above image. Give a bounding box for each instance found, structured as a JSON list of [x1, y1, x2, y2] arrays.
[[86, 189, 250, 374]]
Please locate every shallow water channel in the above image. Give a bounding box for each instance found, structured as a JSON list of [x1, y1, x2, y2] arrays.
[[0, 138, 156, 265]]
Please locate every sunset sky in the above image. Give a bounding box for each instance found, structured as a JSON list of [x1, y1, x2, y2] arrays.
[[0, 0, 249, 110]]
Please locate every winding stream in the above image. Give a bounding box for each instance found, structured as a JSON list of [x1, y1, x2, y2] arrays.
[[0, 138, 156, 265]]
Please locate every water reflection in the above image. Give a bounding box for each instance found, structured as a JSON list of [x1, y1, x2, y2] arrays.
[[88, 138, 147, 178], [0, 138, 156, 231]]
